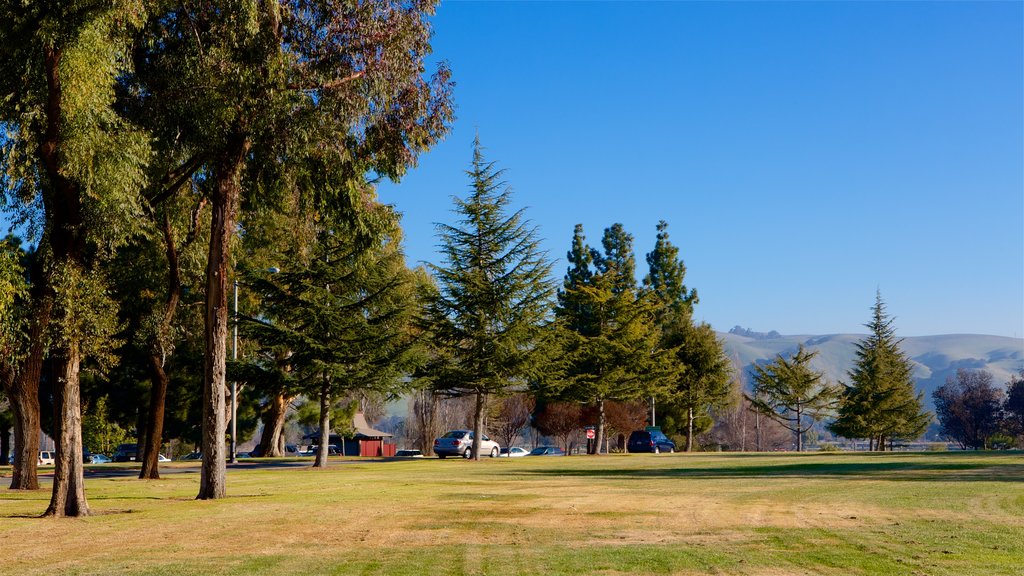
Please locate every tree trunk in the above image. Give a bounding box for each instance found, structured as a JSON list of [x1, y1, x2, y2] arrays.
[[44, 344, 89, 517], [0, 422, 9, 465], [754, 408, 762, 452], [257, 393, 289, 457], [7, 369, 42, 490], [593, 399, 606, 455], [141, 213, 183, 479], [198, 131, 249, 500], [795, 406, 803, 452], [686, 406, 695, 452], [139, 353, 170, 479], [314, 382, 331, 468], [471, 391, 486, 461]]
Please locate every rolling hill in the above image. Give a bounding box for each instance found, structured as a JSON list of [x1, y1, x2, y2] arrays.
[[720, 329, 1024, 407]]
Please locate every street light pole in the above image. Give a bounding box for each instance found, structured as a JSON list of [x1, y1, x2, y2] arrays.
[[230, 279, 238, 464]]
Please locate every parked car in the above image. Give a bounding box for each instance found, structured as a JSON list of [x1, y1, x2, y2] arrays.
[[180, 451, 202, 460], [433, 430, 500, 459], [395, 449, 424, 458], [306, 445, 342, 456], [527, 446, 565, 456], [86, 453, 112, 464], [158, 454, 171, 462], [38, 451, 56, 466], [500, 447, 529, 457], [113, 443, 139, 462], [627, 429, 676, 454]]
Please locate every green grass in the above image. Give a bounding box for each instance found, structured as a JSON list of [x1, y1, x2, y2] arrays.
[[1, 452, 1022, 575]]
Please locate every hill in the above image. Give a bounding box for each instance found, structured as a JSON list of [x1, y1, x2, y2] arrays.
[[719, 329, 1024, 407]]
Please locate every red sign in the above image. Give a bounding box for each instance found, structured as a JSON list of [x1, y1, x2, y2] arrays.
[[586, 429, 595, 439]]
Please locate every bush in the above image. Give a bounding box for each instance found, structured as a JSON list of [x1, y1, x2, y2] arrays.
[[817, 443, 841, 452]]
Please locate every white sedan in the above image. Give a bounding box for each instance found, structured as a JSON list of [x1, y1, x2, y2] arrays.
[[500, 447, 529, 457]]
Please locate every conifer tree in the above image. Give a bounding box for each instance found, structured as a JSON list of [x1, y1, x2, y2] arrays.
[[554, 224, 666, 454], [750, 345, 839, 452], [244, 204, 421, 468], [426, 138, 555, 461], [642, 221, 730, 451], [829, 293, 930, 450]]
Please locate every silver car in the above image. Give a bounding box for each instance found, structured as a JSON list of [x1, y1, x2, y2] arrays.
[[433, 430, 500, 459]]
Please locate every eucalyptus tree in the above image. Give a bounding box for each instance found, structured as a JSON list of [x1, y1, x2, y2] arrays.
[[750, 345, 839, 452], [829, 293, 930, 450], [129, 0, 453, 498], [0, 237, 28, 471], [554, 224, 666, 454], [0, 2, 151, 515], [425, 139, 555, 461]]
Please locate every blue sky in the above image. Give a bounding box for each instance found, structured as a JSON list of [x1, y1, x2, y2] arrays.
[[377, 1, 1024, 338]]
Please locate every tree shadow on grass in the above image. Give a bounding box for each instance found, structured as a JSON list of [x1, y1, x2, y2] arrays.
[[516, 459, 1024, 483]]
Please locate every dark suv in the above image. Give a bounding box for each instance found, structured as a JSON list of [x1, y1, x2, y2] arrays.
[[627, 430, 675, 454], [113, 443, 139, 462]]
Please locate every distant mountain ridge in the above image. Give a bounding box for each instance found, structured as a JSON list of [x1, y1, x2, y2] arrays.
[[719, 330, 1024, 408]]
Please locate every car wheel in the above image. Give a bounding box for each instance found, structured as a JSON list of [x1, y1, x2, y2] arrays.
[[438, 454, 447, 459], [490, 447, 499, 458], [667, 447, 674, 454], [463, 448, 473, 459], [654, 446, 660, 454]]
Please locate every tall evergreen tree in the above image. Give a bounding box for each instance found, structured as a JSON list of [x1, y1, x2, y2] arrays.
[[426, 138, 555, 461], [829, 292, 930, 450], [244, 204, 421, 468], [750, 345, 839, 452], [554, 224, 666, 454], [643, 220, 697, 319], [642, 221, 730, 451]]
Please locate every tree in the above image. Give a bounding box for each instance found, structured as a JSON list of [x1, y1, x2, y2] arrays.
[[245, 205, 421, 468], [491, 394, 536, 454], [933, 369, 1002, 450], [750, 345, 839, 452], [533, 402, 583, 453], [1004, 371, 1024, 444], [129, 0, 453, 498], [1, 2, 150, 515], [426, 139, 555, 461], [829, 293, 930, 450], [554, 223, 666, 454], [663, 320, 733, 451]]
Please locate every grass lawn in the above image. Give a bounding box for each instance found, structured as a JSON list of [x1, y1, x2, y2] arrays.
[[1, 451, 1022, 575]]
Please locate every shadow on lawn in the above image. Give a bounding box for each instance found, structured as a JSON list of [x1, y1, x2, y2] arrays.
[[518, 458, 1024, 483]]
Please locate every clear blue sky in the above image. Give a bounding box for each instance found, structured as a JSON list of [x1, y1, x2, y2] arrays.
[[377, 1, 1024, 338]]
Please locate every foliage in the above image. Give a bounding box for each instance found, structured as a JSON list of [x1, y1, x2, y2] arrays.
[[933, 369, 1003, 450], [750, 345, 840, 452], [553, 223, 666, 452], [1003, 370, 1024, 441], [81, 396, 132, 455], [425, 139, 555, 459], [829, 293, 931, 447], [491, 393, 535, 451], [533, 401, 583, 452]]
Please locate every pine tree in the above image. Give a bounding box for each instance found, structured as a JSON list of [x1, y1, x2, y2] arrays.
[[829, 292, 931, 450], [750, 345, 839, 452], [245, 204, 421, 467], [642, 221, 730, 451], [554, 224, 666, 454], [426, 138, 555, 461]]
